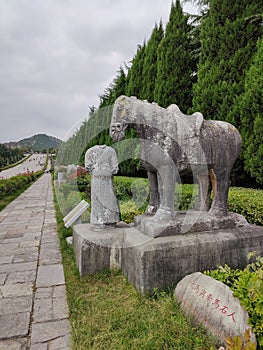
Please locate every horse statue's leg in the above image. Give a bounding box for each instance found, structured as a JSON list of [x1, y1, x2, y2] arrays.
[[195, 172, 211, 211], [145, 171, 159, 215], [153, 164, 176, 221], [209, 167, 229, 217]]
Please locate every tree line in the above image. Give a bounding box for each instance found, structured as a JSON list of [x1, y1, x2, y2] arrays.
[[57, 0, 263, 187], [0, 144, 24, 169]]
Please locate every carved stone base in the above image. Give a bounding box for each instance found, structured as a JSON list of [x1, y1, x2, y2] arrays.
[[73, 216, 263, 294], [134, 211, 249, 238]]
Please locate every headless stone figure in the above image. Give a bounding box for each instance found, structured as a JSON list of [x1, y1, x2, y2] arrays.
[[85, 145, 120, 227]]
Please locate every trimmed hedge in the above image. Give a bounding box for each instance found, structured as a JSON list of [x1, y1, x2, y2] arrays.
[[228, 187, 263, 226], [0, 170, 44, 199], [76, 175, 263, 226]]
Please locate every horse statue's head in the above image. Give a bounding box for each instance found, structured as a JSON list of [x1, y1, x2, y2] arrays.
[[110, 95, 137, 142]]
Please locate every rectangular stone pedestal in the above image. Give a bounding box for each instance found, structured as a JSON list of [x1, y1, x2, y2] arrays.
[[73, 223, 263, 294]]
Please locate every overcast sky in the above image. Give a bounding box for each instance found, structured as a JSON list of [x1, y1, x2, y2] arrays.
[[0, 0, 197, 143]]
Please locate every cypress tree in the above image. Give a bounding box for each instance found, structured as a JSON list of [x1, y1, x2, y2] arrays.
[[126, 43, 146, 98], [154, 0, 196, 112], [192, 0, 263, 122], [141, 22, 164, 102], [234, 37, 263, 185]]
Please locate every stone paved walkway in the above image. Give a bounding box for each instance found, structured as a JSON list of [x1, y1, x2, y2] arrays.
[[0, 174, 71, 349]]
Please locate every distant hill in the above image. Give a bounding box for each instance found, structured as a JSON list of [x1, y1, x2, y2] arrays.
[[5, 134, 62, 152]]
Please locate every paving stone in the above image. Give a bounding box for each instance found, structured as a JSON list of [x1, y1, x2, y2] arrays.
[[0, 243, 19, 256], [0, 174, 70, 346], [33, 298, 52, 322], [36, 265, 65, 287], [13, 251, 39, 263], [0, 261, 37, 274], [0, 312, 30, 338], [23, 232, 41, 240], [0, 255, 13, 264], [0, 296, 32, 315], [31, 319, 70, 344], [0, 273, 7, 285], [49, 334, 71, 349], [39, 246, 61, 265], [34, 287, 53, 299], [30, 343, 48, 350], [0, 338, 28, 350], [53, 295, 69, 320], [52, 285, 67, 300], [26, 225, 43, 231], [19, 240, 40, 248], [0, 283, 33, 298], [41, 233, 59, 244], [5, 270, 36, 285]]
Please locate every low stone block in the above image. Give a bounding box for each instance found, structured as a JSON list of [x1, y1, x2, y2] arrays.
[[33, 298, 52, 322], [135, 211, 249, 238], [0, 338, 28, 350], [175, 272, 256, 345], [0, 283, 33, 298], [5, 270, 36, 284], [0, 273, 7, 285], [0, 261, 37, 274], [31, 319, 70, 344], [121, 225, 263, 293], [36, 264, 65, 287], [73, 224, 123, 276], [0, 296, 32, 315], [73, 223, 263, 294], [0, 312, 30, 338]]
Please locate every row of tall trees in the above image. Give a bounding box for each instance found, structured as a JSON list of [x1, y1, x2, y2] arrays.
[[0, 144, 24, 169], [58, 0, 263, 186]]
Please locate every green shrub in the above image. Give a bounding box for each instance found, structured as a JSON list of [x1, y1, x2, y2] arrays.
[[228, 187, 263, 225], [77, 176, 263, 226], [0, 172, 43, 199], [114, 176, 134, 200], [119, 200, 143, 223], [205, 252, 263, 348]]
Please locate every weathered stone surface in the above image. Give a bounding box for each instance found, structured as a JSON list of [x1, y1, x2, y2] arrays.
[[39, 243, 62, 265], [0, 283, 33, 298], [33, 298, 53, 322], [110, 95, 242, 218], [73, 224, 123, 275], [5, 270, 36, 284], [0, 261, 37, 274], [13, 250, 39, 263], [135, 211, 248, 238], [74, 223, 263, 294], [48, 334, 71, 350], [0, 243, 19, 256], [0, 296, 32, 315], [175, 272, 256, 344], [0, 338, 28, 350], [34, 287, 53, 299], [30, 343, 48, 350], [0, 174, 69, 347], [0, 312, 30, 338], [0, 256, 14, 264], [85, 145, 120, 226], [31, 319, 70, 344], [0, 273, 6, 285], [36, 264, 65, 287]]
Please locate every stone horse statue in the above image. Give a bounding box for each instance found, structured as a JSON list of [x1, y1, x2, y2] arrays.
[[110, 95, 242, 220]]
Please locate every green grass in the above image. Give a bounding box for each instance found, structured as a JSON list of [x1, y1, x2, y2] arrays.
[[53, 184, 218, 350]]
